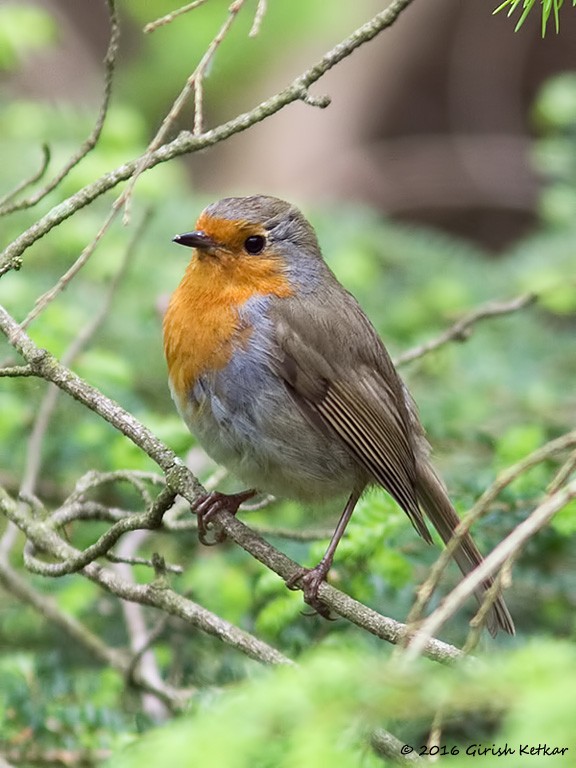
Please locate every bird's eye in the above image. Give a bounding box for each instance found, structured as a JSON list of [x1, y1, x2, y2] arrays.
[[244, 235, 266, 255]]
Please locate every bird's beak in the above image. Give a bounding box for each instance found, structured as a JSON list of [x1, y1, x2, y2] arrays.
[[172, 231, 216, 250]]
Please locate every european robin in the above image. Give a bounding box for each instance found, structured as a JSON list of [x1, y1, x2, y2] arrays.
[[163, 195, 514, 636]]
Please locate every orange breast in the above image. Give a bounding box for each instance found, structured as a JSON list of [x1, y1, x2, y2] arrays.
[[163, 249, 293, 399]]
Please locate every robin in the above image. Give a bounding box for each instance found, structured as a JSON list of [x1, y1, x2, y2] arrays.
[[163, 195, 514, 636]]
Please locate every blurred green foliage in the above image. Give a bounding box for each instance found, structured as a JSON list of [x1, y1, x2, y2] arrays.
[[120, 0, 356, 122], [533, 72, 576, 229], [0, 3, 56, 70], [111, 642, 576, 768], [1, 2, 576, 766]]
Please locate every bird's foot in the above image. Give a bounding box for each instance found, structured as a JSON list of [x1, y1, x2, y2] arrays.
[[193, 489, 255, 546], [286, 563, 333, 619]]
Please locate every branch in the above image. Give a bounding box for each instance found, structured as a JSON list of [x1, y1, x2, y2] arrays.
[[0, 144, 50, 209], [0, 0, 120, 217], [113, 529, 173, 720], [0, 537, 188, 712], [371, 728, 426, 766], [547, 449, 576, 495], [395, 293, 537, 366], [0, 486, 292, 669], [209, 511, 464, 665], [249, 0, 268, 37], [0, 303, 182, 473], [19, 217, 143, 500], [0, 300, 465, 664], [406, 428, 576, 629], [403, 479, 576, 662], [21, 205, 121, 329], [0, 364, 34, 377], [119, 0, 254, 221], [24, 486, 177, 577], [0, 0, 416, 274], [191, 0, 247, 136], [144, 0, 210, 33]]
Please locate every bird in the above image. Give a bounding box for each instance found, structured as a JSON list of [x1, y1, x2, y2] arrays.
[[163, 195, 514, 636]]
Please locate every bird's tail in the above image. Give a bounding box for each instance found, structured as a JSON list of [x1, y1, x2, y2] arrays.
[[415, 461, 515, 637]]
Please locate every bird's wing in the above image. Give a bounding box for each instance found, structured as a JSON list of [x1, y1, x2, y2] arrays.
[[268, 285, 515, 635], [269, 287, 432, 543]]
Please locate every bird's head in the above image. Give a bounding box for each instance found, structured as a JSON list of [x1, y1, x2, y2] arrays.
[[172, 195, 323, 284]]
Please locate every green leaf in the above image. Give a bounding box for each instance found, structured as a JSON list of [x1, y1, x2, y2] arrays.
[[493, 0, 568, 35]]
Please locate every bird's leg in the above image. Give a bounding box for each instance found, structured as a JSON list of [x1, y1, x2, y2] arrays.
[[193, 489, 256, 546], [286, 489, 361, 617]]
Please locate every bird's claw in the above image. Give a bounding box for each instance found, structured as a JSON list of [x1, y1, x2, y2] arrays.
[[192, 489, 255, 546], [286, 565, 333, 619]]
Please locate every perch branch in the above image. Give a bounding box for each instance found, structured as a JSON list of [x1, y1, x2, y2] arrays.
[[0, 303, 462, 664]]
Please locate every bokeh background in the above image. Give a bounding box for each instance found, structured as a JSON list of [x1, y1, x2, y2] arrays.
[[6, 0, 576, 245], [1, 1, 576, 764]]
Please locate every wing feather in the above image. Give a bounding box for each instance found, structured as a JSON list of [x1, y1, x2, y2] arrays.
[[270, 288, 432, 542], [266, 280, 514, 635]]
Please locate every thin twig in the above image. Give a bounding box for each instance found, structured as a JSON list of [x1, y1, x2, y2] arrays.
[[547, 449, 576, 495], [251, 523, 334, 540], [18, 213, 146, 501], [122, 0, 249, 222], [0, 0, 120, 216], [249, 0, 267, 37], [160, 514, 334, 541], [0, 0, 416, 275], [395, 293, 537, 366], [0, 364, 34, 377], [21, 205, 120, 329], [114, 528, 171, 720], [0, 542, 188, 712], [462, 562, 513, 655], [1, 487, 293, 668], [124, 611, 175, 689], [403, 479, 576, 663], [144, 0, 210, 34], [0, 144, 50, 209], [24, 486, 177, 576], [405, 428, 576, 630], [192, 0, 246, 136], [64, 468, 164, 510], [53, 501, 129, 526], [0, 0, 120, 217], [106, 552, 183, 574]]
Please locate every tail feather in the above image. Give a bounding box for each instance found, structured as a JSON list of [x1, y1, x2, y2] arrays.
[[415, 461, 515, 637]]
